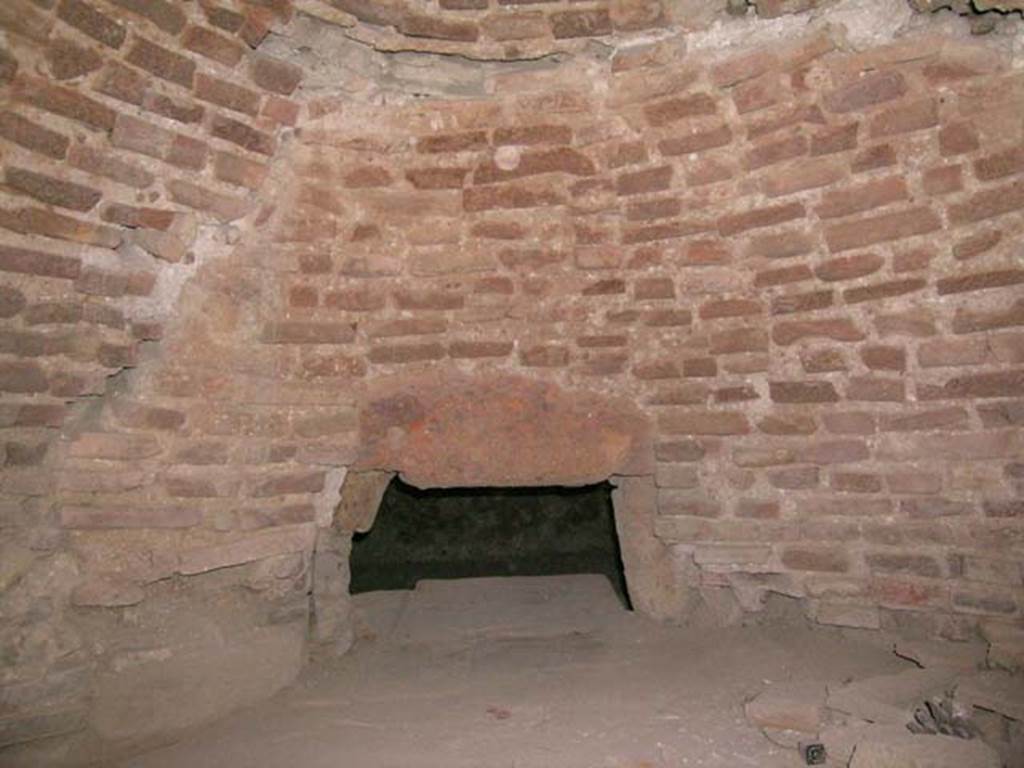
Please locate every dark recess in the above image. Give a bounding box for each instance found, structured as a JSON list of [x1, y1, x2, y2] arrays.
[[349, 478, 632, 608]]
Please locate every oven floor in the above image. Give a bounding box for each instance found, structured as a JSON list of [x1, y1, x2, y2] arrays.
[[121, 575, 908, 768]]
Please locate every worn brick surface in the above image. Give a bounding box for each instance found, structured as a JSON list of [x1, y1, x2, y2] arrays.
[[1, 9, 1023, 749]]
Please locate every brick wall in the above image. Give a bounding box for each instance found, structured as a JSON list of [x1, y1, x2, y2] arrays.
[[2, 1, 1023, 763]]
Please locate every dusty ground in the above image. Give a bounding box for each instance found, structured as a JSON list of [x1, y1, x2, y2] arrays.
[[121, 576, 911, 768]]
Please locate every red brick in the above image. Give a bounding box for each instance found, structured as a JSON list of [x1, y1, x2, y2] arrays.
[[733, 72, 785, 114], [683, 357, 717, 378], [407, 167, 468, 190], [125, 38, 195, 88], [449, 339, 514, 359], [142, 91, 204, 125], [658, 410, 750, 435], [874, 310, 938, 338], [952, 229, 1001, 261], [480, 10, 548, 41], [615, 165, 672, 196], [45, 37, 103, 80], [847, 376, 904, 402], [58, 0, 126, 48], [633, 359, 680, 380], [801, 348, 846, 373], [0, 361, 48, 393], [519, 344, 570, 367], [984, 500, 1024, 518], [843, 278, 926, 304], [464, 182, 562, 212], [754, 264, 813, 288], [417, 131, 487, 154], [5, 167, 101, 212], [644, 93, 717, 127], [718, 201, 804, 236], [398, 13, 479, 42], [771, 289, 833, 315], [13, 76, 115, 131], [745, 229, 814, 260], [101, 203, 177, 230], [745, 132, 807, 170], [657, 124, 732, 156], [166, 179, 248, 223], [0, 110, 69, 159], [251, 470, 325, 498], [735, 499, 781, 519], [699, 298, 763, 319], [183, 25, 245, 67], [760, 158, 845, 197], [922, 165, 962, 196], [823, 71, 907, 113], [782, 547, 849, 572], [368, 318, 446, 338], [860, 345, 905, 371], [0, 0, 54, 41], [917, 337, 988, 368], [937, 269, 1024, 296], [94, 61, 146, 105], [0, 48, 17, 84], [880, 406, 968, 432], [939, 122, 979, 157], [214, 151, 268, 190], [934, 369, 1024, 400], [797, 439, 869, 464], [210, 114, 276, 156], [769, 466, 820, 489], [952, 299, 1024, 334], [244, 55, 301, 98], [550, 8, 612, 39], [3, 206, 121, 249], [975, 145, 1024, 182], [195, 73, 261, 116], [493, 124, 572, 147], [714, 385, 758, 403], [773, 317, 865, 345], [770, 380, 838, 403], [869, 98, 938, 137], [758, 413, 817, 435], [262, 321, 355, 345], [948, 180, 1024, 226], [0, 244, 80, 280], [817, 176, 908, 219], [851, 144, 897, 173], [822, 412, 875, 435], [832, 472, 882, 493], [475, 147, 595, 184], [901, 499, 974, 519], [892, 247, 934, 273], [710, 327, 769, 354], [626, 198, 680, 221], [108, 0, 185, 34], [810, 122, 858, 156], [814, 252, 884, 282], [262, 96, 299, 127], [825, 207, 941, 252], [886, 472, 941, 494]]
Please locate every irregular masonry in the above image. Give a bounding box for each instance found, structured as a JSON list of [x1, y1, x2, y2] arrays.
[[1, 0, 1023, 765]]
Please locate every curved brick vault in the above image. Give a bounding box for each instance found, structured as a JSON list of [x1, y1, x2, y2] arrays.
[[1, 0, 1024, 765]]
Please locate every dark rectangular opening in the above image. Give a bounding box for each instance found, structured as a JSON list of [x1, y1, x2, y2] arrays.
[[349, 477, 631, 608]]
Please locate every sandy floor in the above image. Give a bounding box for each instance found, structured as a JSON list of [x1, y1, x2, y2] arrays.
[[122, 576, 909, 768]]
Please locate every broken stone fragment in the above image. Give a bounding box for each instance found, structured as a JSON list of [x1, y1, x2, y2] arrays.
[[827, 668, 957, 725], [71, 576, 145, 607], [894, 637, 987, 673], [847, 728, 1001, 768], [745, 681, 825, 733], [956, 670, 1024, 722]]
